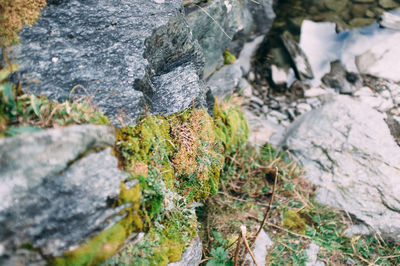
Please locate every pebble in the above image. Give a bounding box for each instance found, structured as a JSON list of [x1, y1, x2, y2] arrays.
[[304, 87, 329, 98]]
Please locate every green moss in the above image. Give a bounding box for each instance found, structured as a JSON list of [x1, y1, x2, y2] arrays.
[[223, 48, 236, 65], [104, 100, 249, 265], [54, 182, 142, 266], [213, 98, 249, 154], [283, 209, 306, 234]]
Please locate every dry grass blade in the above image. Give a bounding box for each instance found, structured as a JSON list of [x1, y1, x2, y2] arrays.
[[240, 225, 259, 266], [234, 233, 242, 266]]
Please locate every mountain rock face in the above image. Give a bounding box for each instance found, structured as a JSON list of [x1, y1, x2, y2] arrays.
[[12, 0, 206, 126], [281, 96, 400, 242], [0, 125, 133, 265]]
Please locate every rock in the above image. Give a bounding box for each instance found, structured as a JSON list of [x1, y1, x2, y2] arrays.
[[379, 12, 400, 30], [288, 80, 308, 99], [186, 0, 275, 78], [349, 17, 376, 28], [0, 125, 133, 263], [379, 0, 399, 9], [243, 229, 273, 266], [386, 115, 400, 142], [355, 32, 400, 82], [244, 109, 285, 147], [281, 96, 400, 242], [281, 31, 314, 81], [305, 243, 325, 266], [12, 0, 206, 126], [236, 36, 265, 76], [168, 237, 202, 266], [183, 0, 203, 7], [321, 60, 358, 94], [206, 64, 242, 99], [304, 88, 331, 98], [295, 103, 312, 115], [250, 96, 265, 108], [354, 86, 374, 97], [324, 0, 347, 12], [271, 65, 289, 89]]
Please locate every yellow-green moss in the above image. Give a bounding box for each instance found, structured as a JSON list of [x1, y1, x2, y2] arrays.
[[283, 209, 306, 234], [213, 98, 249, 154], [223, 48, 236, 65], [54, 183, 142, 266], [102, 100, 249, 265]]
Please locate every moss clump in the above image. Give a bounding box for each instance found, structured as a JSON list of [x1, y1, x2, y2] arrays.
[[54, 182, 142, 266], [213, 98, 249, 154], [283, 209, 306, 235], [0, 0, 46, 47], [0, 69, 109, 137], [223, 48, 236, 65], [105, 100, 248, 265]]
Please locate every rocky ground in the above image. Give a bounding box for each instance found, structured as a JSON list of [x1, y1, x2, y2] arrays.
[[203, 4, 400, 264]]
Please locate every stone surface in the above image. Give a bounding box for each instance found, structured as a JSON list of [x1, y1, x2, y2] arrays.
[[243, 229, 273, 266], [321, 60, 359, 94], [168, 237, 203, 266], [305, 243, 325, 266], [0, 125, 131, 263], [355, 31, 400, 82], [281, 31, 314, 80], [244, 109, 286, 147], [207, 64, 242, 99], [281, 96, 400, 242], [379, 11, 400, 30], [12, 0, 205, 126], [185, 0, 275, 78]]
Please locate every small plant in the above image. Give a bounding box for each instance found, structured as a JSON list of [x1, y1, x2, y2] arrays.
[[0, 65, 109, 137], [207, 247, 234, 266], [223, 48, 236, 65]]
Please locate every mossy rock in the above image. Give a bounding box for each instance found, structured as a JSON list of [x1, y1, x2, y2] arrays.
[[56, 99, 248, 266], [53, 182, 142, 266]]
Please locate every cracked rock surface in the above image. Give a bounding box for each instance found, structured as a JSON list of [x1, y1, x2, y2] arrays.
[[12, 0, 206, 125], [281, 96, 400, 242], [0, 125, 130, 263]]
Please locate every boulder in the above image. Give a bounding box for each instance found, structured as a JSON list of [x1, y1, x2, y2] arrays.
[[185, 0, 275, 78], [12, 0, 206, 126], [0, 125, 133, 263], [281, 96, 400, 242]]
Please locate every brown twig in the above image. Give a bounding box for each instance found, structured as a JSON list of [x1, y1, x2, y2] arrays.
[[234, 233, 242, 266], [240, 225, 259, 266], [239, 167, 278, 266], [253, 166, 278, 241]]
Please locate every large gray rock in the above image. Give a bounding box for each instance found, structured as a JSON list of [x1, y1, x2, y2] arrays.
[[0, 125, 132, 263], [281, 96, 400, 242], [185, 0, 275, 77], [12, 0, 206, 125]]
